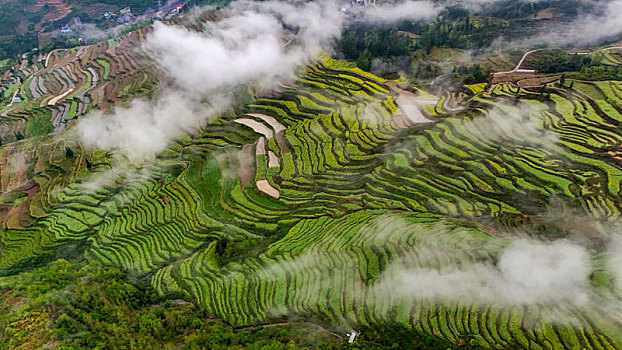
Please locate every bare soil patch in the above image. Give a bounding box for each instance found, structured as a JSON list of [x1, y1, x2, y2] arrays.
[[257, 180, 280, 198], [34, 0, 72, 23]]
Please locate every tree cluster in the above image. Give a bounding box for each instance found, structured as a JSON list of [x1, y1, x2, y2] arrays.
[[534, 51, 593, 74]]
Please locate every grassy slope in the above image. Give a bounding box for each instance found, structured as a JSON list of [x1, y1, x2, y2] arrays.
[[1, 56, 622, 348]]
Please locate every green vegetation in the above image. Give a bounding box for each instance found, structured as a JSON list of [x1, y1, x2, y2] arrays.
[[3, 56, 622, 348], [533, 50, 593, 73], [2, 1, 622, 348], [0, 0, 174, 61], [0, 1, 44, 59], [23, 108, 54, 137], [1, 259, 464, 349], [570, 64, 622, 81], [338, 25, 410, 64], [64, 0, 157, 23], [529, 49, 622, 81]]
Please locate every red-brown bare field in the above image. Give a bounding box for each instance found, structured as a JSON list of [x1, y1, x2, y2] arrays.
[[33, 0, 72, 23]]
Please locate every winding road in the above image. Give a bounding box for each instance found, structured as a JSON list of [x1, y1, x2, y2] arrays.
[[494, 49, 539, 75]]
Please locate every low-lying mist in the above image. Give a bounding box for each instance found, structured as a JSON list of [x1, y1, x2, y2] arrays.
[[78, 0, 343, 161]]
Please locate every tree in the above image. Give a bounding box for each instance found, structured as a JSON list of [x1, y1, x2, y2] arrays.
[[357, 49, 373, 72]]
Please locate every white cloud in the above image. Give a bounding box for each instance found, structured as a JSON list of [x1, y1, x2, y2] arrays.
[[492, 0, 622, 48], [364, 1, 441, 23], [78, 0, 344, 161], [463, 103, 559, 148], [554, 0, 622, 46], [373, 239, 591, 306], [145, 15, 292, 96], [78, 90, 206, 161], [608, 233, 622, 289]]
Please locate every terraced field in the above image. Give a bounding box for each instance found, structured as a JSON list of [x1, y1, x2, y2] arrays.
[[595, 49, 622, 66], [3, 45, 622, 347], [0, 28, 159, 144]]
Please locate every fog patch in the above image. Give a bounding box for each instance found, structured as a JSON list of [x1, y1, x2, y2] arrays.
[[364, 1, 441, 23], [79, 91, 207, 161], [78, 0, 344, 162], [463, 103, 559, 149], [608, 233, 622, 290], [537, 0, 622, 47], [490, 0, 622, 49], [372, 239, 591, 306]]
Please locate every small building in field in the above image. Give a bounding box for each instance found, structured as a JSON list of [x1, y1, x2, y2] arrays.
[[515, 69, 536, 74], [347, 330, 360, 343], [171, 3, 185, 15]]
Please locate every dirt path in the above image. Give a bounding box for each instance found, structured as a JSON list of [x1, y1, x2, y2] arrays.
[[513, 49, 539, 71], [494, 49, 539, 76], [48, 88, 74, 106], [235, 322, 343, 338], [1, 106, 17, 117], [6, 87, 20, 107], [44, 51, 53, 68], [497, 46, 622, 77], [237, 322, 292, 330]]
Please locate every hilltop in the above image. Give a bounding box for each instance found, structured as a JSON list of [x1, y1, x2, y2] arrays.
[[0, 0, 227, 62]]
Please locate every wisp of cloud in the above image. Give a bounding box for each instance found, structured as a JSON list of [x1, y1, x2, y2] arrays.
[[373, 238, 591, 306], [364, 1, 441, 23], [78, 0, 343, 161]]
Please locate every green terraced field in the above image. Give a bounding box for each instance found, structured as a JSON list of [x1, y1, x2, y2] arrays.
[[3, 57, 622, 348]]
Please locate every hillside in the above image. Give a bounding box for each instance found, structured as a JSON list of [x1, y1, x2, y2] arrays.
[[0, 0, 193, 61], [1, 0, 622, 349], [0, 0, 607, 62]]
